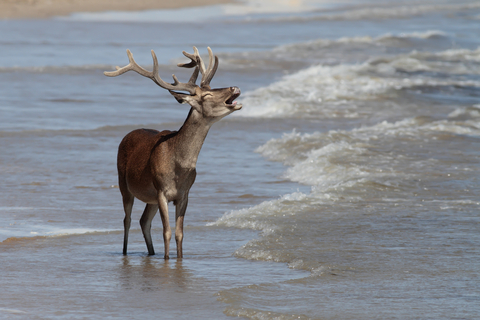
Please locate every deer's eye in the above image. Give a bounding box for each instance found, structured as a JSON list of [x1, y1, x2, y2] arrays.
[[202, 93, 213, 98]]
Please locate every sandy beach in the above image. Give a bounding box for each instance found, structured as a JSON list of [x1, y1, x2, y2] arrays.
[[0, 0, 234, 19]]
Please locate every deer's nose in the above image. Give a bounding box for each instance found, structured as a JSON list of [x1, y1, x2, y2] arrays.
[[231, 87, 241, 94]]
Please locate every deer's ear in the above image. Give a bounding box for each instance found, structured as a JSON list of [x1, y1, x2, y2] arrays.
[[169, 91, 202, 112], [169, 91, 189, 104]]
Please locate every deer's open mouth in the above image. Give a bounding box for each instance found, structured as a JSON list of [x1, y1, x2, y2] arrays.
[[226, 87, 242, 110]]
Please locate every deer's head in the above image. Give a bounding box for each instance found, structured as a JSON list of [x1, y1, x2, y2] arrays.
[[104, 47, 242, 123]]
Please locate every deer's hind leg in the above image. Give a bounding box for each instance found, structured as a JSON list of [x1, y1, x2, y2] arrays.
[[140, 203, 159, 255], [121, 190, 134, 255]]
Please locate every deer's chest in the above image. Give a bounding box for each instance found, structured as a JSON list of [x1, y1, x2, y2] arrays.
[[156, 166, 197, 202]]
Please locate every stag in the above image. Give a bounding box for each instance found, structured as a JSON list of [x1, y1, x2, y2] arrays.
[[104, 47, 241, 259]]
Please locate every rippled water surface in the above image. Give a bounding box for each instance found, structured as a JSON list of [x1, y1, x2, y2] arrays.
[[1, 0, 480, 319]]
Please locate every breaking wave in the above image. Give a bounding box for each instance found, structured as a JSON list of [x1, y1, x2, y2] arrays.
[[274, 30, 449, 54], [1, 225, 118, 243], [237, 45, 480, 118], [211, 109, 480, 269]]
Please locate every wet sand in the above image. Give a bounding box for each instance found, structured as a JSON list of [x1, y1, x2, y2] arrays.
[[0, 0, 234, 19]]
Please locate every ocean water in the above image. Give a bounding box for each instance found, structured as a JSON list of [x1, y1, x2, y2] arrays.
[[1, 0, 480, 318]]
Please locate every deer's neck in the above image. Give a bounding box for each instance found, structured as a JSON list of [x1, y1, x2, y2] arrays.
[[173, 108, 211, 169]]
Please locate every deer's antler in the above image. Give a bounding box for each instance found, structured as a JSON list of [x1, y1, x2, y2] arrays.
[[104, 49, 198, 95], [179, 46, 218, 89]]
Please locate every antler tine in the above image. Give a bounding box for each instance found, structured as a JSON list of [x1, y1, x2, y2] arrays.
[[149, 50, 198, 94], [201, 47, 219, 88], [104, 49, 197, 95], [205, 47, 214, 77], [104, 49, 151, 78], [177, 51, 200, 85], [193, 46, 207, 76], [187, 66, 200, 85], [177, 51, 197, 68]]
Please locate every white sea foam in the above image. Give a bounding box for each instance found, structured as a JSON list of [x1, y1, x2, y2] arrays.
[[223, 306, 309, 320], [448, 105, 480, 119], [259, 116, 480, 188], [377, 30, 449, 40], [283, 141, 370, 188], [259, 117, 480, 161], [0, 206, 35, 211], [0, 308, 28, 314], [213, 114, 480, 235], [238, 45, 480, 118], [256, 116, 480, 166], [275, 30, 448, 53], [0, 225, 118, 243], [208, 192, 310, 234]]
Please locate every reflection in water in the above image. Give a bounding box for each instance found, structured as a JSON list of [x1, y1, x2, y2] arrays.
[[119, 256, 192, 292], [113, 255, 229, 318]]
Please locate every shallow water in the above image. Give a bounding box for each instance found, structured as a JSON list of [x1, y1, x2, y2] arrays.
[[1, 0, 480, 319]]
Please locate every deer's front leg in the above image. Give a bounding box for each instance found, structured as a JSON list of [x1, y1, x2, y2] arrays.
[[175, 195, 189, 259], [158, 193, 171, 259]]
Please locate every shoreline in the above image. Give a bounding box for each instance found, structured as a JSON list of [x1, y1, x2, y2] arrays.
[[0, 0, 235, 20]]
